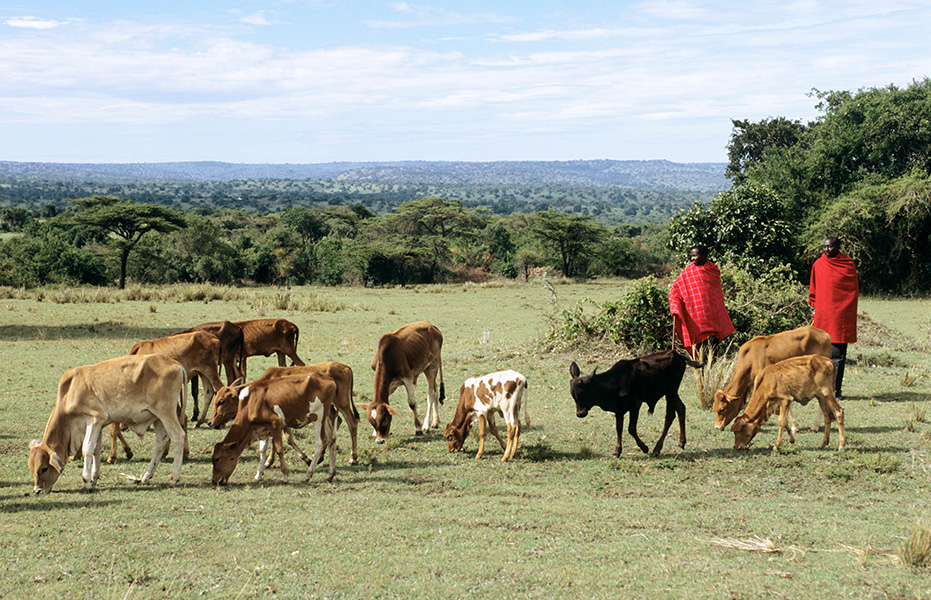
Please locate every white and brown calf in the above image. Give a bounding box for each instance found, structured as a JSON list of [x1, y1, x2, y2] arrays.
[[444, 370, 527, 461]]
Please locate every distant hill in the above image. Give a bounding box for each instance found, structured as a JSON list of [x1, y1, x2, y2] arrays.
[[0, 159, 728, 192]]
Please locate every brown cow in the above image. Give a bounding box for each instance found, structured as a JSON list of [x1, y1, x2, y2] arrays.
[[130, 331, 223, 428], [234, 319, 305, 379], [211, 374, 338, 485], [28, 354, 187, 493], [208, 362, 360, 465], [177, 321, 245, 384], [360, 321, 445, 443], [731, 355, 845, 450], [444, 370, 527, 461], [713, 326, 832, 430]]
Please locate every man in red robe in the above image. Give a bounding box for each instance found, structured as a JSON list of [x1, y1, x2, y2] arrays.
[[809, 237, 858, 399], [668, 245, 735, 358]]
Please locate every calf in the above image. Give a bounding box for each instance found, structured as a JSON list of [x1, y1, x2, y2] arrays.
[[569, 350, 702, 457], [211, 374, 338, 485], [28, 354, 187, 493], [208, 362, 360, 465], [444, 370, 528, 461], [731, 355, 845, 451], [713, 326, 831, 430], [130, 330, 223, 427], [233, 318, 305, 379], [360, 321, 445, 442]]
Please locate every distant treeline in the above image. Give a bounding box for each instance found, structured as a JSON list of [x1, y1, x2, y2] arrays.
[[0, 178, 713, 227]]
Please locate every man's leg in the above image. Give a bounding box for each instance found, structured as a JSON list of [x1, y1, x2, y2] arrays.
[[831, 343, 848, 398]]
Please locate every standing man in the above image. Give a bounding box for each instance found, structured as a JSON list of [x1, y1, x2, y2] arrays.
[[809, 236, 858, 399], [669, 245, 735, 358]]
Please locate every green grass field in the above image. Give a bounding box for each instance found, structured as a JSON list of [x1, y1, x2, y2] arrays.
[[1, 281, 929, 599]]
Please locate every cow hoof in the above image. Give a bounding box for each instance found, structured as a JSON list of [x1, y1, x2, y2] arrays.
[[415, 430, 424, 436], [348, 458, 357, 466], [125, 451, 133, 460]]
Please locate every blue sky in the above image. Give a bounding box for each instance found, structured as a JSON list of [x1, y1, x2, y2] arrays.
[[1, 1, 929, 164]]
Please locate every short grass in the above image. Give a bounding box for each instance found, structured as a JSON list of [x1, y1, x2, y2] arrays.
[[1, 280, 929, 599]]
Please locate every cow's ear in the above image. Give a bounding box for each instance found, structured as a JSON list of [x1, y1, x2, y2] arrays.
[[29, 439, 41, 450], [231, 377, 245, 387], [49, 450, 65, 473], [386, 405, 401, 417], [591, 367, 598, 377], [569, 362, 580, 378], [356, 403, 369, 411]]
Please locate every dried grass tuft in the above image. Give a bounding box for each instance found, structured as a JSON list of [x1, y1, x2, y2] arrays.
[[692, 343, 735, 411], [708, 535, 783, 554], [896, 522, 931, 569]]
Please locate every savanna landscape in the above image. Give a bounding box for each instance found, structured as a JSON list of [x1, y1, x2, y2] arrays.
[[1, 280, 929, 599]]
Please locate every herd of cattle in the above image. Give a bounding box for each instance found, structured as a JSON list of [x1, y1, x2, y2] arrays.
[[27, 318, 846, 494]]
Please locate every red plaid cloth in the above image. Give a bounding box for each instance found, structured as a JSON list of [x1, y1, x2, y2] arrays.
[[809, 253, 858, 343], [668, 261, 735, 348]]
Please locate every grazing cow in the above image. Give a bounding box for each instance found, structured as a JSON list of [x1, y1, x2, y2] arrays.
[[177, 320, 245, 384], [713, 326, 832, 430], [569, 350, 702, 457], [208, 362, 360, 465], [28, 354, 187, 494], [360, 321, 445, 443], [233, 319, 305, 379], [444, 370, 528, 461], [211, 374, 337, 485], [130, 330, 223, 427], [731, 355, 845, 450]]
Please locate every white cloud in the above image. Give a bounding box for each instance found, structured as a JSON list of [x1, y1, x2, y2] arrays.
[[5, 16, 66, 29]]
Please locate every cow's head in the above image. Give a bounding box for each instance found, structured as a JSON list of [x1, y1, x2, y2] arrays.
[[208, 379, 246, 428], [357, 402, 400, 444], [730, 415, 760, 450], [713, 390, 744, 430], [212, 441, 240, 485], [443, 420, 471, 452], [569, 361, 601, 418], [28, 440, 65, 494]]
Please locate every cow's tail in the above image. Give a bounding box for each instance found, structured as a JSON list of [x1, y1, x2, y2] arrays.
[[349, 367, 360, 421], [438, 358, 446, 405], [521, 376, 530, 428], [177, 365, 189, 428]]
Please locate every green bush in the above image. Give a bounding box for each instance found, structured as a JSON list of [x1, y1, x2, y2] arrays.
[[544, 267, 812, 353]]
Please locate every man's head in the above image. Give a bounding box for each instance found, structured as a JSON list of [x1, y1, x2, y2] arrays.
[[822, 237, 840, 258], [689, 245, 709, 266]]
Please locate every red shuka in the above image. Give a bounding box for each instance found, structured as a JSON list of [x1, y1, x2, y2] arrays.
[[809, 253, 858, 343], [668, 261, 735, 349]]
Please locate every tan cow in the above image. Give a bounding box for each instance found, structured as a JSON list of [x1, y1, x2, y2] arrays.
[[731, 355, 845, 451], [233, 318, 305, 379], [713, 326, 832, 430], [28, 354, 188, 494], [444, 370, 528, 461], [208, 362, 360, 465], [130, 330, 223, 428], [211, 374, 338, 485], [360, 321, 445, 443]]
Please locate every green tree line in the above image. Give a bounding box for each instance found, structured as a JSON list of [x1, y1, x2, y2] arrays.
[[0, 196, 670, 289]]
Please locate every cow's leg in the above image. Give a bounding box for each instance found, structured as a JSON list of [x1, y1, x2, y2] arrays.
[[340, 404, 359, 466], [475, 414, 487, 459], [774, 402, 790, 449], [194, 373, 218, 428], [324, 413, 337, 482], [107, 423, 133, 464], [402, 380, 424, 434], [284, 349, 305, 367], [423, 365, 440, 430], [240, 356, 249, 381], [304, 416, 327, 482], [276, 351, 287, 367], [503, 418, 521, 462], [257, 437, 272, 478], [142, 420, 170, 485], [626, 407, 650, 454], [613, 413, 625, 457], [190, 374, 200, 423], [486, 413, 507, 450], [651, 394, 679, 455], [80, 422, 103, 491], [271, 427, 288, 483], [270, 428, 311, 467]]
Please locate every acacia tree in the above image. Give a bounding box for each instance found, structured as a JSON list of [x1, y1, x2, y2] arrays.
[[529, 210, 606, 277], [66, 196, 186, 288]]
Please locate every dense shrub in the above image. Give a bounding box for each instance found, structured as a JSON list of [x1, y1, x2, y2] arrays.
[[544, 267, 811, 353]]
